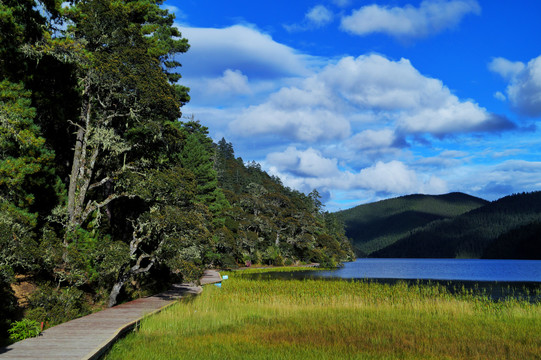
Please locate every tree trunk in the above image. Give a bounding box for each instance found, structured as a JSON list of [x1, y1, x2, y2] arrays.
[[108, 272, 129, 307], [67, 126, 84, 227], [67, 93, 96, 229]]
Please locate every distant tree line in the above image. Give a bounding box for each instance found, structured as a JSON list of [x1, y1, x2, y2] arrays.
[[372, 192, 541, 259], [336, 193, 488, 255]]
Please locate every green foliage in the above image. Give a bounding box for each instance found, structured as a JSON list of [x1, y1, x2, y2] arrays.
[[26, 284, 90, 326], [180, 121, 230, 221], [7, 319, 41, 342], [0, 267, 18, 346], [483, 220, 541, 259], [0, 81, 59, 219], [374, 191, 541, 259], [0, 0, 353, 342], [336, 192, 488, 255], [214, 139, 355, 266]]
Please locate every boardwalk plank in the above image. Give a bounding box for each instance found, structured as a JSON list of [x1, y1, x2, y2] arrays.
[[0, 270, 221, 360]]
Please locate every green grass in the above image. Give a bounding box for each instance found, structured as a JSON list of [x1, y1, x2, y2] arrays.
[[104, 271, 541, 360]]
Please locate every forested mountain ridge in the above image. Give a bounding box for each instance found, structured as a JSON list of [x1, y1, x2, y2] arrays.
[[373, 191, 541, 259], [0, 0, 354, 345], [335, 193, 488, 256], [213, 138, 355, 268]]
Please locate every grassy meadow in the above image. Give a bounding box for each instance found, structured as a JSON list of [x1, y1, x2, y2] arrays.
[[104, 270, 541, 359]]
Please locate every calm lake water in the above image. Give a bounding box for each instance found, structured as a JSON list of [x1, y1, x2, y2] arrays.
[[313, 258, 541, 282], [242, 259, 541, 301]]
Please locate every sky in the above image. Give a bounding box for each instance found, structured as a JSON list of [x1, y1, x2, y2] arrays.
[[164, 0, 541, 211]]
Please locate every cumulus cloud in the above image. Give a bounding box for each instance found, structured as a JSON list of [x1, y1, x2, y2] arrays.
[[306, 5, 334, 27], [318, 55, 451, 110], [204, 69, 251, 95], [450, 160, 541, 200], [398, 102, 511, 135], [231, 105, 351, 142], [488, 57, 525, 80], [506, 56, 541, 117], [284, 5, 334, 32], [179, 25, 317, 78], [340, 0, 480, 39], [228, 54, 513, 143], [266, 147, 340, 178], [319, 55, 511, 135], [494, 91, 506, 101], [346, 129, 400, 150], [268, 155, 448, 198], [490, 55, 541, 117]]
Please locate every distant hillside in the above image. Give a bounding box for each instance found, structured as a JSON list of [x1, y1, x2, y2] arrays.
[[335, 193, 488, 256], [482, 220, 541, 260], [373, 191, 541, 259]]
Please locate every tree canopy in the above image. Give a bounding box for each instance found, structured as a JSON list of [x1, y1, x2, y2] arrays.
[[0, 0, 354, 345]]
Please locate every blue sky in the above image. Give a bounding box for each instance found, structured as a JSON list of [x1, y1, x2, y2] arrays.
[[165, 0, 541, 211]]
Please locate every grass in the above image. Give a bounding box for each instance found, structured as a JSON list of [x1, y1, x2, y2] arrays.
[[104, 270, 541, 360]]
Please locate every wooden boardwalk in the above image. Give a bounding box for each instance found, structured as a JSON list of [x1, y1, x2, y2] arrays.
[[0, 270, 222, 360]]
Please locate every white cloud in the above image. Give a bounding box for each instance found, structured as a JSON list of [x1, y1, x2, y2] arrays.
[[488, 57, 525, 80], [205, 69, 251, 95], [268, 156, 448, 199], [447, 160, 541, 200], [284, 5, 334, 32], [398, 99, 489, 135], [306, 5, 334, 27], [226, 54, 511, 143], [179, 25, 317, 79], [230, 105, 351, 142], [346, 129, 398, 150], [340, 0, 481, 39], [490, 55, 541, 117], [506, 56, 541, 117], [355, 160, 447, 194], [494, 91, 506, 101], [266, 147, 340, 178], [318, 55, 508, 135], [319, 55, 451, 110]]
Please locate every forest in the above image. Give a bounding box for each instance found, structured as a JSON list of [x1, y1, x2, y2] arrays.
[[337, 191, 541, 260], [335, 192, 488, 256], [0, 0, 354, 344], [373, 191, 541, 259]]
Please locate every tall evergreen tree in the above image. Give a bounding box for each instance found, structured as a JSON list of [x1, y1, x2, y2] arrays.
[[180, 121, 229, 222]]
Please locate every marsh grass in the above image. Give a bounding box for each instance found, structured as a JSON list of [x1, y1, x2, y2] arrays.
[[105, 272, 541, 359]]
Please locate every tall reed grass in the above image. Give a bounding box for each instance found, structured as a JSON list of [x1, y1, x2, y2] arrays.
[[105, 271, 540, 359]]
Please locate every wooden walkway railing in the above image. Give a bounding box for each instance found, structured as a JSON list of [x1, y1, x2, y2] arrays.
[[0, 270, 222, 360]]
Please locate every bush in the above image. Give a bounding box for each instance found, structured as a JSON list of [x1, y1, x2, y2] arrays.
[[0, 270, 19, 346], [25, 284, 90, 326], [8, 319, 40, 342]]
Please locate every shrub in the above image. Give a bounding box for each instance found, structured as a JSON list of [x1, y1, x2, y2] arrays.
[[25, 284, 90, 326], [8, 319, 40, 342]]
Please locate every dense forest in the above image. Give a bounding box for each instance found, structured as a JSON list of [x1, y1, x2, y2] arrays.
[[373, 191, 541, 259], [335, 193, 488, 256], [0, 0, 354, 344]]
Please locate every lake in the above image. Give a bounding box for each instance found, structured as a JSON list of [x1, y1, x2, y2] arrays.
[[312, 258, 541, 282], [242, 258, 541, 301]]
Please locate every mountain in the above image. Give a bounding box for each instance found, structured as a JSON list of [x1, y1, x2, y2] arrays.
[[335, 193, 488, 256], [373, 191, 541, 259], [482, 220, 541, 260]]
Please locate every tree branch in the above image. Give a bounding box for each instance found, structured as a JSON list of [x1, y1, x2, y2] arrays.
[[88, 176, 111, 190], [81, 192, 137, 224]]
